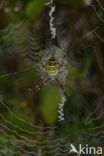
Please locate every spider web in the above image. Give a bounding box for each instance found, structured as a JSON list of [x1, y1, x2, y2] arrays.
[[0, 2, 74, 155], [0, 0, 104, 155], [0, 99, 75, 155], [82, 0, 104, 148]]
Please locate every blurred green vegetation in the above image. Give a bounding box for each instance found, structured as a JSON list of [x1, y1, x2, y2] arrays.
[[0, 0, 104, 155]]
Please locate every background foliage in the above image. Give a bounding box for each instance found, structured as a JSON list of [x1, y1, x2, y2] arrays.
[[0, 0, 104, 155]]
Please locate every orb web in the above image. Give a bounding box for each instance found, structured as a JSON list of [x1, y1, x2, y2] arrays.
[[0, 0, 104, 155]]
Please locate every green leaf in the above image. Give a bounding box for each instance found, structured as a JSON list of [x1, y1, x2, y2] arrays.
[[41, 85, 61, 126]]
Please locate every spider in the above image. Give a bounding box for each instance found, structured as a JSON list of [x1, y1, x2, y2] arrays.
[[43, 57, 62, 77], [29, 45, 69, 93], [0, 22, 69, 95]]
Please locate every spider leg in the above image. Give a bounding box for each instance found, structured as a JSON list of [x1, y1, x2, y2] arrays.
[[29, 50, 50, 93], [55, 77, 65, 92], [29, 77, 51, 93], [58, 67, 64, 75]]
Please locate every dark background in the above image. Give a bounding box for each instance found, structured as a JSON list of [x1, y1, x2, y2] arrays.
[[0, 0, 104, 155]]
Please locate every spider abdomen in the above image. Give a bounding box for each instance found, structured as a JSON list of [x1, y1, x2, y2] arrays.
[[45, 63, 60, 76]]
